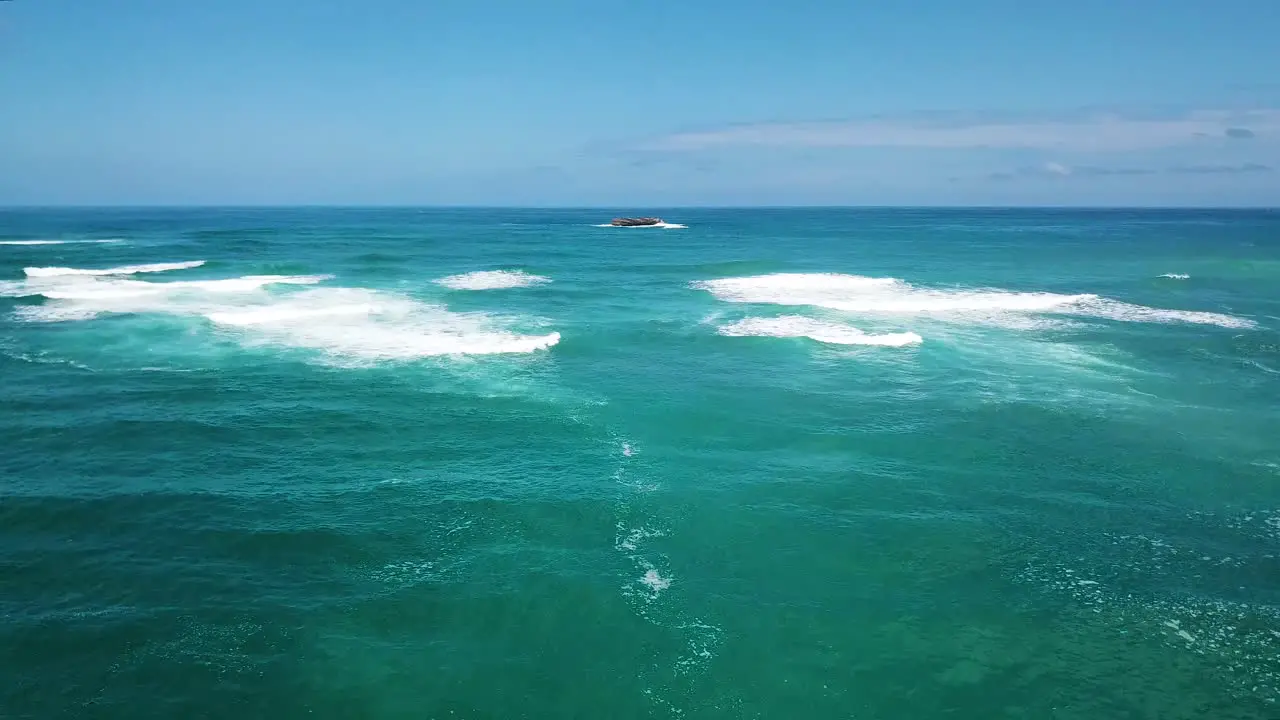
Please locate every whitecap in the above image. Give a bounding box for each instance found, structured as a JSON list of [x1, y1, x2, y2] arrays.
[[1072, 296, 1252, 329], [693, 273, 1252, 330], [10, 267, 560, 361], [25, 261, 205, 277], [8, 272, 559, 362], [28, 275, 328, 303], [204, 288, 561, 361], [435, 270, 551, 291], [1158, 273, 1190, 280], [718, 316, 922, 347]]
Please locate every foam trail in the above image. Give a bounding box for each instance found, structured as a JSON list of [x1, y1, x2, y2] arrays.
[[1158, 273, 1190, 280], [0, 239, 120, 246], [719, 316, 922, 347], [25, 261, 205, 277], [1068, 296, 1251, 328], [10, 271, 560, 361], [204, 289, 560, 361], [0, 281, 30, 297], [206, 301, 384, 326], [435, 270, 551, 290], [694, 273, 1253, 330], [6, 274, 331, 322], [36, 275, 329, 301]]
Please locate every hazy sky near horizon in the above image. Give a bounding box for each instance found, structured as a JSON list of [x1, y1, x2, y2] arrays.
[[2, 0, 1279, 206]]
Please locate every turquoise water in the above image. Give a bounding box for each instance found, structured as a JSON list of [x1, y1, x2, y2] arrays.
[[2, 207, 1279, 719]]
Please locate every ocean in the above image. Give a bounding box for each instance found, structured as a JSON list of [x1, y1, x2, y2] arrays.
[[2, 207, 1278, 719]]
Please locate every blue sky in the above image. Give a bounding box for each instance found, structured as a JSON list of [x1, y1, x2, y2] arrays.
[[2, 0, 1278, 206]]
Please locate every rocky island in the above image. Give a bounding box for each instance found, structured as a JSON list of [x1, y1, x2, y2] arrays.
[[610, 217, 663, 227]]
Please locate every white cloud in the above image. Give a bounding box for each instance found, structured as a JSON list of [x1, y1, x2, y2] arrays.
[[643, 110, 1280, 153], [987, 161, 1274, 181]]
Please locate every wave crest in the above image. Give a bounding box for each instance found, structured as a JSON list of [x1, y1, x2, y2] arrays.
[[28, 275, 329, 302], [435, 270, 551, 290], [694, 273, 1252, 330], [719, 316, 922, 347], [25, 261, 206, 277], [6, 271, 558, 362], [205, 288, 560, 360]]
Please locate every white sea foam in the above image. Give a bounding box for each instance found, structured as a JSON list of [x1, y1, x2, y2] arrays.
[[29, 275, 328, 302], [640, 569, 671, 593], [1073, 296, 1254, 328], [6, 274, 330, 323], [205, 299, 385, 326], [1158, 273, 1190, 280], [7, 271, 559, 362], [0, 239, 120, 246], [25, 261, 205, 277], [719, 316, 923, 347], [435, 270, 551, 290], [1245, 359, 1280, 375], [694, 273, 1252, 330], [615, 525, 662, 553], [205, 288, 561, 360]]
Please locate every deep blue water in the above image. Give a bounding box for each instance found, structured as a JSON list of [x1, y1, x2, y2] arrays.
[[2, 207, 1279, 719]]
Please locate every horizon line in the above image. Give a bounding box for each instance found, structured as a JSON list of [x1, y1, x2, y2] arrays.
[[2, 204, 1277, 211]]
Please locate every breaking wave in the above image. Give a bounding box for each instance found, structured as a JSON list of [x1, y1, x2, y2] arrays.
[[205, 288, 560, 360], [10, 275, 329, 304], [4, 273, 559, 362], [25, 261, 206, 277], [718, 316, 922, 347], [693, 273, 1252, 330], [435, 270, 551, 290], [1158, 273, 1190, 280]]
